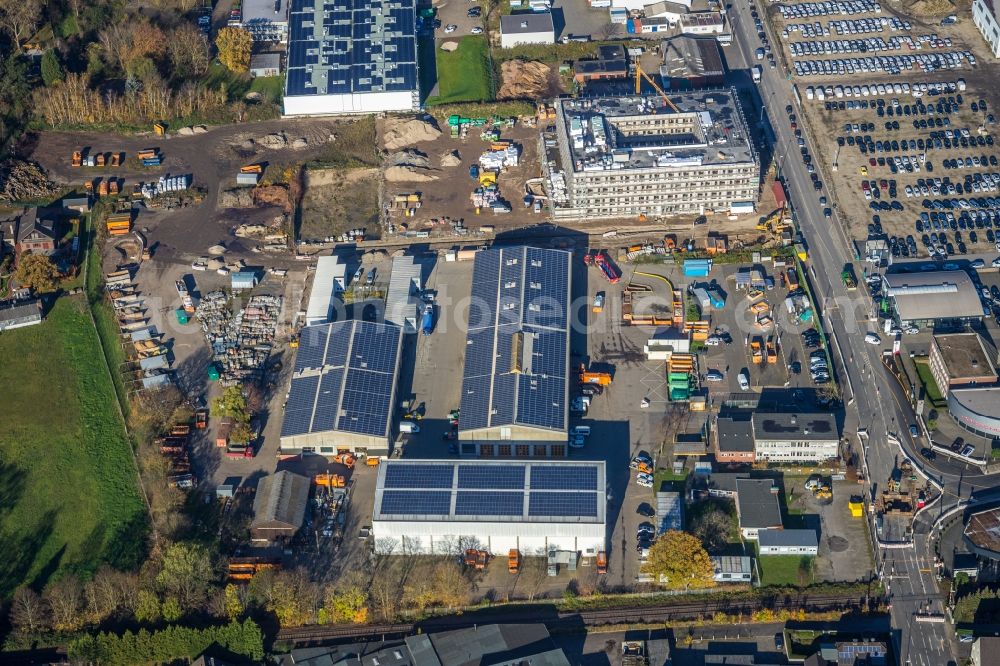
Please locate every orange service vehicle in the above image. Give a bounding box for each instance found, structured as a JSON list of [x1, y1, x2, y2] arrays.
[[508, 549, 520, 574], [597, 551, 608, 575]]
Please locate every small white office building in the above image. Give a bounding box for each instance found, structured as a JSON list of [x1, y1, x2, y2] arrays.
[[500, 13, 555, 48]]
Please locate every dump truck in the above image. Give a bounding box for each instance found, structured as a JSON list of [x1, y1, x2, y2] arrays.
[[334, 453, 356, 468], [464, 549, 489, 569], [584, 250, 621, 284], [72, 151, 82, 167], [750, 339, 763, 364], [841, 264, 857, 290], [314, 473, 346, 488], [508, 549, 520, 574], [766, 338, 777, 364], [579, 363, 612, 386], [596, 551, 607, 575]]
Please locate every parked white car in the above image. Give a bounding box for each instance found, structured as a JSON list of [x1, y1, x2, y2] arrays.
[[865, 333, 881, 345]]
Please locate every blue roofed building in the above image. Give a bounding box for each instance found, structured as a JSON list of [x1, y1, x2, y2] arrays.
[[371, 459, 606, 555], [279, 320, 403, 457], [283, 0, 420, 115], [457, 246, 572, 458]]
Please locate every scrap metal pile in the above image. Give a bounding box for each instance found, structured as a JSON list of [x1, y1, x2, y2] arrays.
[[196, 292, 281, 385]]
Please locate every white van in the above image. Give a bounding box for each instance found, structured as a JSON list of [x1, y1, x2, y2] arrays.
[[400, 421, 420, 434], [572, 425, 591, 437]]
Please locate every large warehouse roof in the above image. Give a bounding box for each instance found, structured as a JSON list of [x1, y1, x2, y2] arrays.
[[252, 470, 310, 531], [459, 246, 572, 434], [285, 0, 418, 99], [373, 460, 606, 523], [281, 320, 402, 439], [883, 270, 983, 321]]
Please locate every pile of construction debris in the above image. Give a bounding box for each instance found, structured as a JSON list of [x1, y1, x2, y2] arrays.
[[384, 149, 438, 182], [0, 160, 58, 202], [383, 116, 442, 150], [196, 292, 282, 385], [497, 60, 553, 100]]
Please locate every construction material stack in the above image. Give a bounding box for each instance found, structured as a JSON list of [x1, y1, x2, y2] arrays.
[[106, 213, 132, 236], [138, 148, 162, 167], [667, 354, 694, 401]]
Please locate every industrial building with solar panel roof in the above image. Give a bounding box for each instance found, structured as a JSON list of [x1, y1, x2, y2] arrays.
[[457, 246, 573, 458], [279, 319, 403, 457], [283, 0, 420, 115], [371, 460, 607, 555]]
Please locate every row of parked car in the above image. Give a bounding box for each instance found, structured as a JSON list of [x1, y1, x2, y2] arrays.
[[783, 16, 908, 39], [806, 79, 966, 101], [792, 51, 973, 78], [778, 0, 882, 20], [907, 173, 1000, 198], [789, 36, 947, 57]]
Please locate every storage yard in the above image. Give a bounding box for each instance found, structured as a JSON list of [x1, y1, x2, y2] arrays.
[[767, 0, 1000, 255]]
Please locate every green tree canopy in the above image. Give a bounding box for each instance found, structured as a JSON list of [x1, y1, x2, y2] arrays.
[[641, 530, 716, 590]]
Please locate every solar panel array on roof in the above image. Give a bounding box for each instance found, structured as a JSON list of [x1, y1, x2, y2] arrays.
[[280, 320, 401, 440], [285, 0, 418, 98], [459, 247, 571, 434], [374, 460, 605, 521]]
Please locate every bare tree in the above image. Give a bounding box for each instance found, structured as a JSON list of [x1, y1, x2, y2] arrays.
[[598, 22, 622, 40], [9, 587, 49, 635], [0, 0, 42, 52], [44, 575, 84, 632], [519, 557, 549, 602]]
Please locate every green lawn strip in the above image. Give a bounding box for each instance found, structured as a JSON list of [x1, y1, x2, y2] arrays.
[[913, 358, 945, 407], [426, 36, 492, 105], [758, 553, 815, 587], [0, 297, 147, 596], [248, 75, 285, 103]]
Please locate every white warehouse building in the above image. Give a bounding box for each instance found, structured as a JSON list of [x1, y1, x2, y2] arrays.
[[974, 0, 1000, 59], [283, 0, 419, 115], [372, 460, 606, 556]]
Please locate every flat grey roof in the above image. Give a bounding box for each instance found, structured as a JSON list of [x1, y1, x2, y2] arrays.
[[712, 555, 752, 574], [950, 386, 1000, 419], [558, 89, 755, 173], [759, 528, 818, 549], [933, 332, 997, 380], [716, 415, 754, 452], [501, 12, 554, 35], [243, 0, 288, 23], [736, 478, 782, 529], [883, 270, 984, 321], [0, 299, 41, 323], [251, 53, 281, 69], [752, 412, 839, 441], [703, 472, 749, 494]]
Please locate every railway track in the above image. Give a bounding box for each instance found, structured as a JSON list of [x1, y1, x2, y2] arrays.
[[276, 591, 875, 647]]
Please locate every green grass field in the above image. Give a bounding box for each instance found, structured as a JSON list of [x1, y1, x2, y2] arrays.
[[914, 358, 946, 407], [249, 75, 285, 103], [426, 36, 492, 105], [0, 297, 147, 596], [758, 555, 815, 587]]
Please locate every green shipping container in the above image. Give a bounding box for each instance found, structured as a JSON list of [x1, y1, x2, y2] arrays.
[[207, 364, 221, 381], [175, 309, 189, 325]]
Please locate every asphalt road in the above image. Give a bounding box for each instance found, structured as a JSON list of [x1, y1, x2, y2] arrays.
[[724, 4, 966, 664]]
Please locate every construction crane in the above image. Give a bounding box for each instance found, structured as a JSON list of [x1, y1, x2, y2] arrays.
[[634, 61, 680, 114]]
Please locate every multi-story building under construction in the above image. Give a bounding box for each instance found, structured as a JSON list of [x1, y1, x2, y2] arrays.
[[545, 89, 760, 220]]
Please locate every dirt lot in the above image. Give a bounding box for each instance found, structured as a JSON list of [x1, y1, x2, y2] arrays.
[[300, 167, 381, 241], [23, 118, 370, 262], [784, 475, 874, 583], [767, 0, 1000, 253]]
